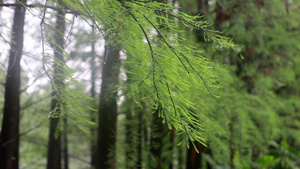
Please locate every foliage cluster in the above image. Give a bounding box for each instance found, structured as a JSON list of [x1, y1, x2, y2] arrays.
[[0, 0, 300, 168]]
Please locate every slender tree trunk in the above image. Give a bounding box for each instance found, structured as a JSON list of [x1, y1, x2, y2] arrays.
[[0, 0, 26, 168], [125, 108, 141, 169], [96, 44, 120, 169], [46, 4, 66, 169], [137, 110, 142, 169], [62, 117, 69, 169], [186, 142, 201, 169], [169, 127, 175, 169], [186, 140, 212, 169], [125, 109, 133, 169], [90, 25, 97, 168], [149, 106, 164, 169]]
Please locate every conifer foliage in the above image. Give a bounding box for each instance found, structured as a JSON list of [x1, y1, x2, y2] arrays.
[[0, 0, 300, 169], [61, 0, 233, 145]]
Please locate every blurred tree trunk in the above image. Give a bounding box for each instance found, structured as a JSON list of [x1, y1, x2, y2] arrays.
[[90, 25, 97, 168], [62, 117, 69, 169], [186, 142, 210, 169], [125, 108, 143, 169], [124, 98, 133, 168], [137, 109, 143, 169], [194, 0, 209, 42], [96, 44, 120, 169], [0, 0, 26, 168], [149, 106, 164, 169], [46, 3, 66, 169], [169, 127, 175, 169], [125, 108, 133, 169]]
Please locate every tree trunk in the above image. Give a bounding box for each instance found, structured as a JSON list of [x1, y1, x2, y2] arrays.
[[149, 106, 164, 169], [137, 110, 143, 169], [125, 109, 133, 169], [62, 117, 69, 169], [186, 142, 201, 169], [46, 4, 66, 169], [169, 127, 175, 169], [96, 44, 120, 169], [90, 25, 97, 168], [0, 0, 26, 168], [215, 1, 230, 31], [194, 0, 209, 42], [125, 108, 142, 169]]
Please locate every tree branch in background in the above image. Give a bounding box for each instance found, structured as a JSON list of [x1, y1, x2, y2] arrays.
[[130, 1, 222, 46]]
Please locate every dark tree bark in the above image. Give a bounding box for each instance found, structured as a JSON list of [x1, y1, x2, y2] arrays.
[[186, 142, 202, 169], [46, 4, 66, 169], [186, 142, 212, 169], [149, 107, 164, 169], [0, 0, 26, 168], [62, 117, 69, 169], [96, 44, 120, 169], [169, 127, 175, 169]]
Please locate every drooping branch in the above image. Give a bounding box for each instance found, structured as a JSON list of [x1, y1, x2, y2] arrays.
[[128, 11, 160, 102], [141, 14, 210, 92], [156, 61, 178, 117], [129, 11, 178, 118], [129, 1, 222, 46], [141, 13, 190, 74]]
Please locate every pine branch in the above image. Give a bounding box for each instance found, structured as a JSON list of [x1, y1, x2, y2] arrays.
[[180, 53, 210, 93], [141, 14, 210, 92], [155, 61, 178, 117], [128, 11, 178, 117], [141, 13, 190, 74], [130, 1, 222, 46], [128, 11, 160, 102]]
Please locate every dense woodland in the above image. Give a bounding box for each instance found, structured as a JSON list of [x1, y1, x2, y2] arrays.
[[0, 0, 300, 169]]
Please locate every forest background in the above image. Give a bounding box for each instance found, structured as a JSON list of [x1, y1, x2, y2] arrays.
[[0, 0, 300, 169]]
